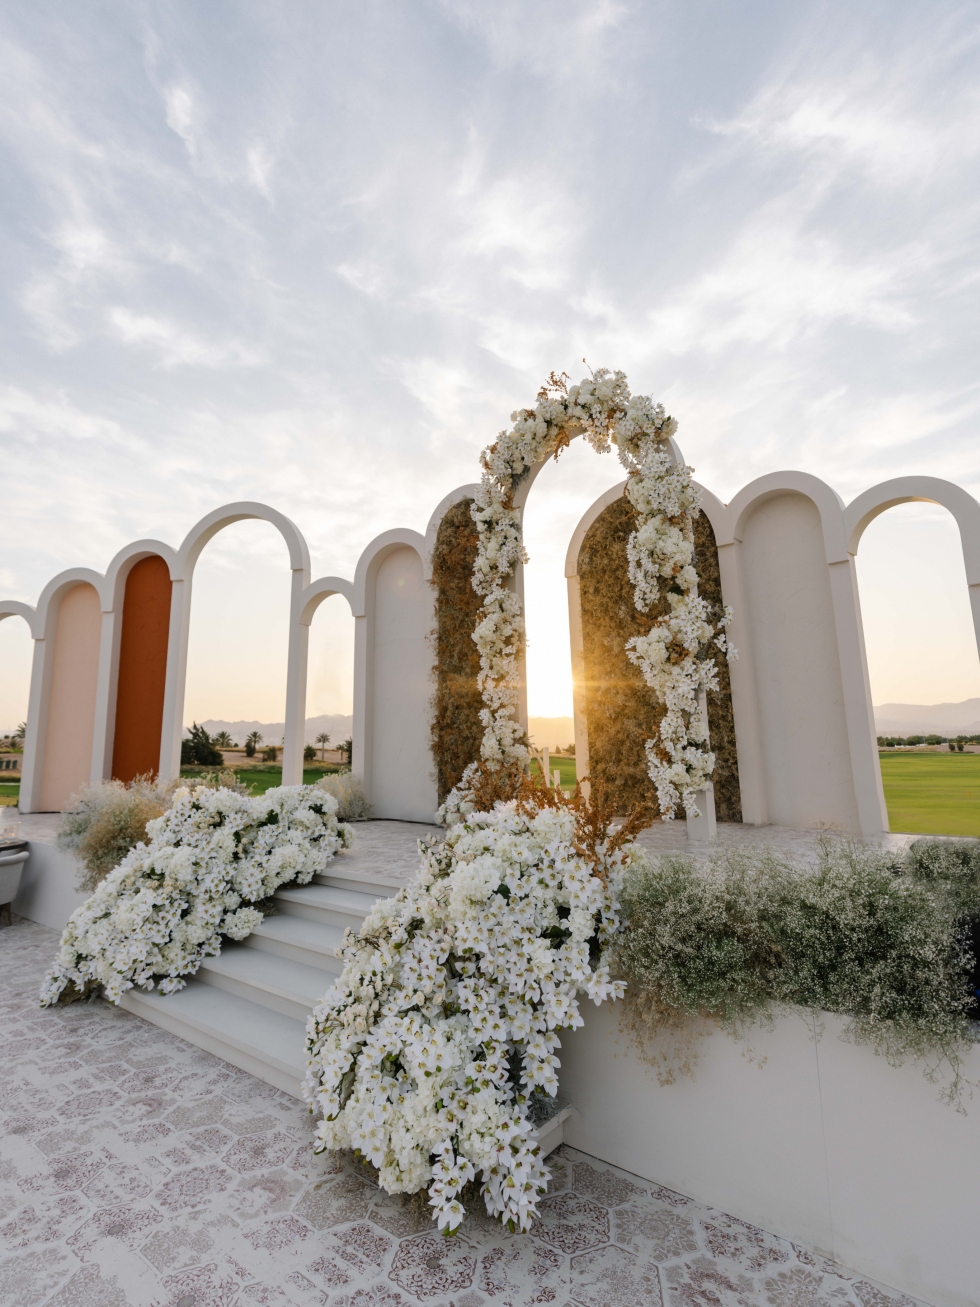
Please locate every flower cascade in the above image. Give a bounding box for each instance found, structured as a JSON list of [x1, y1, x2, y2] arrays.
[[40, 784, 351, 1007], [469, 368, 733, 819], [304, 799, 641, 1233]]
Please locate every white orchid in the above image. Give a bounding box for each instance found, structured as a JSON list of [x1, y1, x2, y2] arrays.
[[304, 800, 638, 1234], [40, 784, 352, 1006]]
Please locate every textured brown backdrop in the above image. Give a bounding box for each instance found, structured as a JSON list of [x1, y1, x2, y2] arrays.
[[577, 494, 742, 820]]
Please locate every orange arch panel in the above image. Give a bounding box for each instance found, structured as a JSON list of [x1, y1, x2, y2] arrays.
[[111, 556, 172, 783]]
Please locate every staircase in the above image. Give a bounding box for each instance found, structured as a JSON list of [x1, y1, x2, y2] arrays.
[[119, 861, 399, 1097], [118, 820, 570, 1153]]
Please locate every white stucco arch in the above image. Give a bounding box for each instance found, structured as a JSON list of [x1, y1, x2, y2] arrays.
[[351, 529, 436, 821], [159, 503, 313, 785], [0, 599, 39, 638], [725, 473, 885, 834], [843, 477, 980, 670]]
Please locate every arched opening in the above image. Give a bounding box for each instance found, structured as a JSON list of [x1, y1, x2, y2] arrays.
[[855, 503, 980, 712], [306, 593, 355, 769], [521, 439, 625, 756], [0, 613, 33, 805], [40, 582, 102, 811], [854, 502, 980, 834], [183, 521, 292, 774], [111, 555, 172, 783]]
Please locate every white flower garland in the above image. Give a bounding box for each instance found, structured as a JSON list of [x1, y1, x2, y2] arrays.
[[469, 368, 733, 819], [40, 784, 351, 1007], [304, 801, 642, 1233]]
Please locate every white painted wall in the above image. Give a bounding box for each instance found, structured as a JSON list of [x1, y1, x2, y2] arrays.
[[368, 545, 437, 822], [559, 1000, 980, 1307], [740, 492, 861, 830]]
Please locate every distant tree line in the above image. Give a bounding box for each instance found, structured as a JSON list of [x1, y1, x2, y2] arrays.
[[878, 734, 980, 751]]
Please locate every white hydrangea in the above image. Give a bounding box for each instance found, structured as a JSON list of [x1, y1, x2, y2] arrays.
[[454, 367, 734, 821], [304, 801, 640, 1234], [40, 784, 352, 1006]]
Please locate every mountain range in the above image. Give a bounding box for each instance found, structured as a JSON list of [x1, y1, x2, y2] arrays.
[[192, 714, 353, 747], [873, 698, 980, 738]]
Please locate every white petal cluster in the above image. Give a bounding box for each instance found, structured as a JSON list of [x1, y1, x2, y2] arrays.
[[40, 784, 352, 1006], [304, 802, 639, 1234], [451, 367, 734, 821]]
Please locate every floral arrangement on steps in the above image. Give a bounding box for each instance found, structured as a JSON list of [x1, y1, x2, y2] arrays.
[[467, 366, 733, 820], [304, 774, 649, 1234], [40, 783, 351, 1007]]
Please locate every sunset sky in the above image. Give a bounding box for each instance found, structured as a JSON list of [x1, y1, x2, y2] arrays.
[[1, 1, 979, 730]]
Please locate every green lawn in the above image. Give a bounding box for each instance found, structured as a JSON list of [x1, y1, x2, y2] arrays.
[[530, 756, 578, 790], [879, 752, 980, 837], [179, 766, 340, 796]]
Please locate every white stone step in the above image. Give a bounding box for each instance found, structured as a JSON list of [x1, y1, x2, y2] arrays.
[[119, 980, 308, 1097], [274, 881, 378, 930], [244, 913, 346, 973], [110, 824, 433, 1102], [314, 864, 404, 900], [198, 944, 333, 1022]]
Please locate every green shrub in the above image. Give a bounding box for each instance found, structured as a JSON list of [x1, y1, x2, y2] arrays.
[[616, 837, 978, 1101], [181, 723, 223, 766]]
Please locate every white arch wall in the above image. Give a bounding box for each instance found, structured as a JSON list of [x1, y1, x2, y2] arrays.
[[738, 492, 863, 830], [352, 532, 437, 822], [4, 469, 979, 828], [566, 466, 980, 837]]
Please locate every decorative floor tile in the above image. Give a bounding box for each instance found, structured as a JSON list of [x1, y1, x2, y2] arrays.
[[1, 916, 928, 1307]]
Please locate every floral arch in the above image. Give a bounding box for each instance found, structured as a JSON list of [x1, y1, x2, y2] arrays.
[[460, 368, 733, 820]]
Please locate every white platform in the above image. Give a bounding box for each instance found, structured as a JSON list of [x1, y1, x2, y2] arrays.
[[559, 999, 980, 1307]]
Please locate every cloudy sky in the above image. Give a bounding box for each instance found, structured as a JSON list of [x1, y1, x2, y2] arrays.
[[2, 0, 979, 731]]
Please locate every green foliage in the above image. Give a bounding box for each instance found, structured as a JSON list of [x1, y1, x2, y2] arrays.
[[616, 838, 979, 1100], [181, 722, 223, 766], [304, 744, 317, 762]]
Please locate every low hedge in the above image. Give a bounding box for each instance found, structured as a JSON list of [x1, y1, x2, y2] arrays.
[[616, 837, 980, 1102]]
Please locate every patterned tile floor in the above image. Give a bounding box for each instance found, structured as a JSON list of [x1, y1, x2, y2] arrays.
[[1, 917, 926, 1307]]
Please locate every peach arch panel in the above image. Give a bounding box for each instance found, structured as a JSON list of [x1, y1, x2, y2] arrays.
[[112, 555, 173, 784], [39, 582, 102, 811]]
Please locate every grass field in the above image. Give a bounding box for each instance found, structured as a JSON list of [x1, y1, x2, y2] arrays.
[[179, 766, 340, 796], [879, 752, 980, 837], [0, 781, 18, 807], [530, 756, 577, 789]]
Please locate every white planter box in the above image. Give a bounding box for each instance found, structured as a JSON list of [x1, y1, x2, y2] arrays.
[[559, 1000, 980, 1307]]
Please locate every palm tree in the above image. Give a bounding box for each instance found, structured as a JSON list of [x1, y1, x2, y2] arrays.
[[213, 731, 233, 748], [12, 722, 26, 744], [315, 731, 330, 761], [245, 730, 262, 758]]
